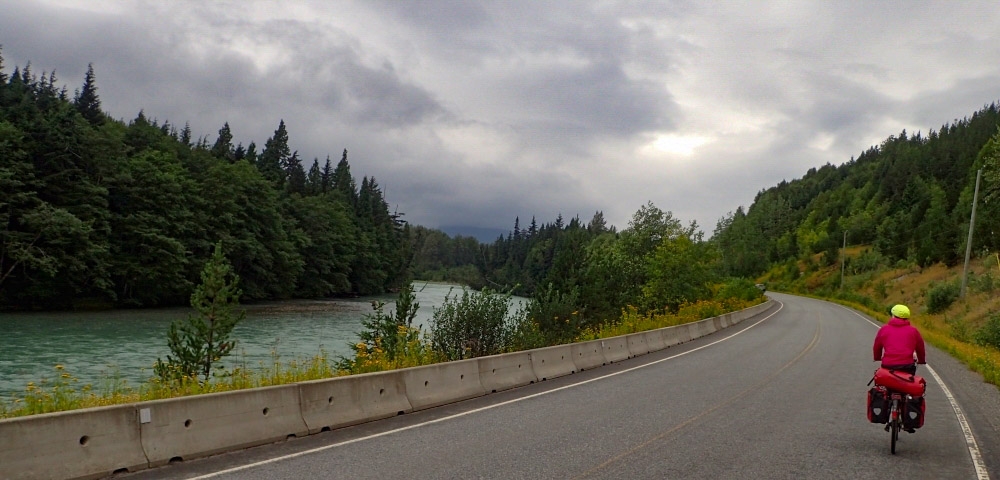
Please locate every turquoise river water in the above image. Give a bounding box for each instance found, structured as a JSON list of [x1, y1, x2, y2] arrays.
[[0, 283, 517, 401]]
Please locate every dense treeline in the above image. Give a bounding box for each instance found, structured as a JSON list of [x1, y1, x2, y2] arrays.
[[411, 202, 743, 345], [713, 103, 1000, 278], [0, 53, 409, 309]]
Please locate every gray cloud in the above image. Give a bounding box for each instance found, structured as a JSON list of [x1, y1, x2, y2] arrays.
[[3, 0, 1000, 234]]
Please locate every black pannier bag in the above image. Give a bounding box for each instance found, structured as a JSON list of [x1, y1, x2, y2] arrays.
[[867, 387, 889, 423], [903, 395, 925, 430]]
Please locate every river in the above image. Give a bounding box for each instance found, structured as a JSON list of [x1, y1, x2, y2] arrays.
[[0, 283, 522, 400]]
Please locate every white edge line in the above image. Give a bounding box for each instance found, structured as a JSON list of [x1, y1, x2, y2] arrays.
[[187, 301, 785, 479], [838, 303, 990, 480]]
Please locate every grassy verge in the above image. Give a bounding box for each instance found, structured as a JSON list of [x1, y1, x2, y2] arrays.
[[575, 298, 762, 341], [766, 251, 1000, 390], [820, 296, 1000, 387]]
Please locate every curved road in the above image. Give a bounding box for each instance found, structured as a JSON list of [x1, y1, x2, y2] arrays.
[[123, 293, 1000, 479]]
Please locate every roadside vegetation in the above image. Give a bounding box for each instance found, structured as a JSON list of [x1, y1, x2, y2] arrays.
[[0, 280, 764, 419], [760, 250, 1000, 388]]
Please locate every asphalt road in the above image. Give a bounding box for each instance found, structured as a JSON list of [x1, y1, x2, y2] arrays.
[[120, 293, 1000, 480]]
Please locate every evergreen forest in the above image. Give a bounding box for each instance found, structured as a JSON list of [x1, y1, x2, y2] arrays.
[[711, 102, 1000, 280], [0, 53, 410, 309]]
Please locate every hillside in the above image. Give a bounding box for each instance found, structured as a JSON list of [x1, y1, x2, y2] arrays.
[[715, 100, 1000, 388], [713, 102, 1000, 279]]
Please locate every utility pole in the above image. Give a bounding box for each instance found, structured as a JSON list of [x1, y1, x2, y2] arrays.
[[961, 169, 982, 298], [840, 230, 847, 290]]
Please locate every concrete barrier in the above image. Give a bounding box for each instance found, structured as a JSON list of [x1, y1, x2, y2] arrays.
[[689, 318, 716, 339], [661, 323, 691, 347], [479, 352, 538, 393], [734, 301, 771, 322], [138, 384, 308, 466], [643, 329, 666, 352], [571, 340, 607, 371], [530, 344, 577, 381], [298, 370, 412, 434], [0, 404, 147, 480], [602, 336, 631, 363], [401, 358, 486, 411], [626, 332, 649, 356]]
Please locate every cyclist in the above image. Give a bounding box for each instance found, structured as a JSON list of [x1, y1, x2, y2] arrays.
[[873, 304, 926, 375]]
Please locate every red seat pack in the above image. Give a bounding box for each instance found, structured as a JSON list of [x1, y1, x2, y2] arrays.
[[873, 368, 926, 396]]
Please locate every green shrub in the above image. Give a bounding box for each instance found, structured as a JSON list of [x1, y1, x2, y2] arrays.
[[430, 287, 522, 360], [974, 314, 1000, 351], [926, 280, 960, 314], [525, 283, 583, 346], [850, 249, 886, 275], [946, 316, 972, 344], [832, 290, 880, 311], [971, 272, 996, 294], [874, 279, 889, 299], [347, 283, 420, 365], [714, 278, 763, 303]]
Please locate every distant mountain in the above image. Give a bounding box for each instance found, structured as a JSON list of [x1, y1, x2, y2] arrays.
[[438, 225, 508, 243]]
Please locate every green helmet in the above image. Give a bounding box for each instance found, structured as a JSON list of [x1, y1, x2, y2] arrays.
[[890, 304, 910, 319]]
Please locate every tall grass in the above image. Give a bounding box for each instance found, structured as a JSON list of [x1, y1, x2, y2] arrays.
[[825, 296, 1000, 389], [575, 298, 761, 341], [0, 350, 344, 419]]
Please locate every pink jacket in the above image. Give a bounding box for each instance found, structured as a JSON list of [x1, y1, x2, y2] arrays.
[[873, 317, 926, 365]]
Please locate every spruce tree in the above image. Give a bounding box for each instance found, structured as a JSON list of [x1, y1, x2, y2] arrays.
[[258, 120, 290, 185], [332, 149, 357, 206], [306, 158, 322, 195], [244, 141, 257, 164], [210, 122, 234, 161], [285, 151, 307, 195], [320, 155, 333, 193], [74, 63, 103, 126], [154, 242, 245, 383], [180, 122, 192, 146]]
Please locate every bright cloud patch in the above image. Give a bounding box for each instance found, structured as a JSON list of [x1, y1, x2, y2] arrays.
[[650, 133, 711, 156]]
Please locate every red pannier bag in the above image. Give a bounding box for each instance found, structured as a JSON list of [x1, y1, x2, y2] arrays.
[[867, 386, 889, 423], [873, 367, 926, 397], [903, 395, 925, 429]]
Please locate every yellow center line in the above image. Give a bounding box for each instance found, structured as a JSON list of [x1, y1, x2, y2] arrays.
[[572, 322, 821, 479]]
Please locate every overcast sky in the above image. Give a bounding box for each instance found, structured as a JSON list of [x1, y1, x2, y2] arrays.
[[3, 1, 1000, 236]]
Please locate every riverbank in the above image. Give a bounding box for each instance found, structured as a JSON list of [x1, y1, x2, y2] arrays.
[[0, 283, 472, 403]]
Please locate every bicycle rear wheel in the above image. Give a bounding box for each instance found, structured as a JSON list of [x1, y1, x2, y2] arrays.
[[890, 401, 900, 454]]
